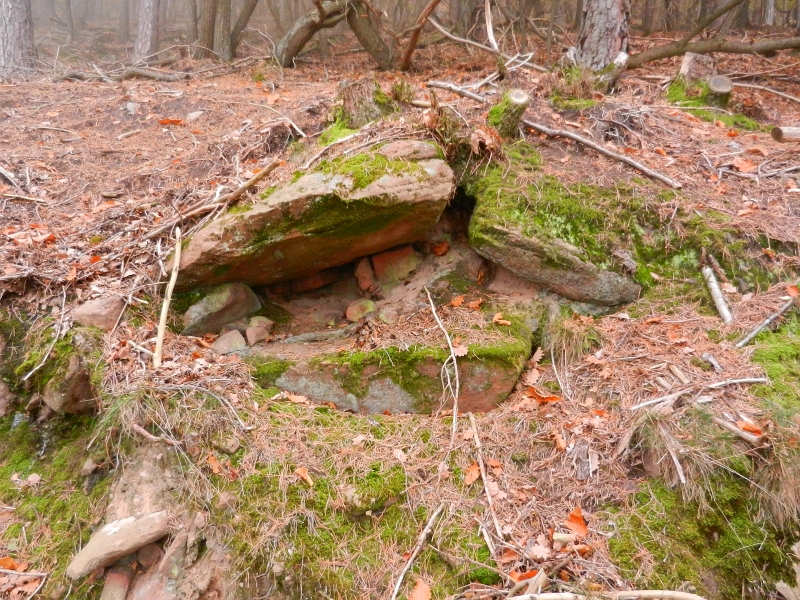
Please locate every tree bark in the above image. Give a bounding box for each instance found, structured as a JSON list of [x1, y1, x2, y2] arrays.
[[195, 0, 216, 57], [664, 0, 679, 30], [642, 0, 656, 33], [346, 0, 394, 70], [133, 0, 160, 61], [230, 0, 259, 55], [0, 0, 37, 72], [187, 0, 198, 43], [487, 89, 530, 138], [64, 0, 74, 41], [628, 34, 800, 67], [275, 0, 346, 67], [213, 0, 231, 60], [763, 0, 775, 25], [399, 0, 442, 71], [119, 0, 130, 42], [574, 0, 630, 70]]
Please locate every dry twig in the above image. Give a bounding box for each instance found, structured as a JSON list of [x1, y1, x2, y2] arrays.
[[389, 502, 446, 600], [153, 227, 181, 369]]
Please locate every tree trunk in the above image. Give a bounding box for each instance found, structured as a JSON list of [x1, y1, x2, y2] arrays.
[[64, 0, 74, 41], [118, 0, 129, 42], [733, 0, 749, 27], [133, 0, 160, 61], [664, 0, 679, 30], [338, 76, 396, 128], [487, 89, 530, 138], [574, 0, 630, 70], [763, 0, 774, 24], [187, 0, 198, 43], [346, 0, 394, 70], [574, 0, 584, 30], [0, 0, 37, 72], [230, 0, 259, 55], [195, 0, 216, 57], [275, 0, 346, 67], [642, 0, 656, 33], [213, 0, 231, 60]]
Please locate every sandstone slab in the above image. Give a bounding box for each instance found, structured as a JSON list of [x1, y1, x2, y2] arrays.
[[174, 141, 454, 291], [42, 354, 95, 414], [345, 298, 375, 322], [371, 245, 420, 285], [181, 282, 261, 336], [100, 565, 135, 600], [66, 511, 170, 579], [212, 330, 246, 354], [73, 296, 126, 331]]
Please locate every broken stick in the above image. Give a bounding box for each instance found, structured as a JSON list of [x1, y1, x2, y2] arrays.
[[701, 265, 733, 324], [425, 80, 682, 189], [153, 227, 181, 368], [468, 412, 504, 543], [736, 285, 798, 348], [389, 502, 446, 600]]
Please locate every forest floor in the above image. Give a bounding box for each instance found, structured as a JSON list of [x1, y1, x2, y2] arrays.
[[2, 27, 800, 600]]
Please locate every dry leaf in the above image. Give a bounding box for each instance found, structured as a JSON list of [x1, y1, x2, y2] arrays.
[[737, 208, 755, 217], [732, 156, 756, 173], [523, 369, 541, 386], [746, 146, 768, 156], [159, 118, 183, 125], [524, 387, 561, 404], [735, 421, 763, 436], [528, 543, 552, 560], [465, 298, 484, 310], [564, 507, 588, 537], [0, 556, 18, 570], [393, 448, 407, 463], [787, 285, 799, 298], [464, 462, 480, 485], [408, 579, 431, 600], [206, 453, 221, 475], [450, 295, 464, 307], [492, 312, 512, 326], [295, 466, 314, 487], [460, 428, 475, 441], [654, 147, 667, 156], [528, 347, 544, 367], [452, 344, 468, 357], [553, 431, 566, 451], [286, 392, 310, 405], [431, 240, 450, 256], [509, 569, 538, 582], [499, 548, 520, 565]]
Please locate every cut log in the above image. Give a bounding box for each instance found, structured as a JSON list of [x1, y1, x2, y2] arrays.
[[771, 126, 800, 143], [338, 77, 396, 129], [486, 89, 530, 139], [679, 52, 715, 83], [707, 75, 733, 106]]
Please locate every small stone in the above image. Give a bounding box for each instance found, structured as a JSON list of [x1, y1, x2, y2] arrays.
[[42, 354, 95, 414], [99, 565, 135, 600], [66, 511, 170, 579], [249, 316, 274, 332], [354, 258, 377, 292], [245, 326, 269, 347], [80, 458, 98, 477], [215, 492, 237, 511], [371, 246, 419, 285], [219, 319, 249, 335], [136, 543, 164, 569], [345, 299, 375, 322], [73, 296, 126, 332], [377, 308, 398, 324], [182, 283, 261, 336], [185, 110, 204, 121], [212, 330, 246, 354], [0, 381, 14, 418], [213, 436, 240, 455]]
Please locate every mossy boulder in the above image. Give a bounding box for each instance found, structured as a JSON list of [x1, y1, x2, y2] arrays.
[[175, 140, 454, 292]]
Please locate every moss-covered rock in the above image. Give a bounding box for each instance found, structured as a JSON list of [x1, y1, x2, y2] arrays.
[[175, 140, 454, 292]]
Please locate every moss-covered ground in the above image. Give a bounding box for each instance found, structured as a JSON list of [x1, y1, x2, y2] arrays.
[[666, 80, 762, 130], [0, 414, 113, 599]]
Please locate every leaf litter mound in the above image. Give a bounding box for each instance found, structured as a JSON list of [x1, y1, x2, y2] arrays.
[[1, 38, 800, 599]]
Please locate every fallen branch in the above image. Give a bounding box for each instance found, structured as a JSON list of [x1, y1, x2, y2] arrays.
[[425, 80, 682, 189], [658, 422, 687, 485], [770, 126, 800, 143], [132, 423, 184, 447], [627, 36, 800, 70], [153, 227, 181, 369], [705, 377, 768, 389], [468, 412, 504, 544], [734, 82, 800, 105], [711, 416, 765, 445], [510, 591, 708, 600], [629, 390, 691, 411], [3, 193, 47, 204], [701, 265, 733, 324], [630, 378, 768, 411], [736, 286, 799, 348], [0, 165, 21, 188], [0, 567, 48, 578], [389, 502, 446, 600], [144, 158, 281, 240], [127, 340, 154, 357]]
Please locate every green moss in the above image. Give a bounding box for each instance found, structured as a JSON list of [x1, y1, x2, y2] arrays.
[[247, 357, 294, 388], [608, 479, 792, 598], [0, 415, 112, 598], [751, 314, 800, 413], [319, 119, 358, 146], [667, 80, 761, 130], [227, 201, 254, 214], [391, 79, 414, 103], [88, 235, 104, 246], [252, 71, 265, 83], [253, 298, 293, 324], [550, 96, 597, 111], [258, 184, 277, 200], [319, 152, 427, 190]]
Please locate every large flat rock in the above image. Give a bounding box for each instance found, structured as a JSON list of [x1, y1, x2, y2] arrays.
[[174, 140, 454, 292]]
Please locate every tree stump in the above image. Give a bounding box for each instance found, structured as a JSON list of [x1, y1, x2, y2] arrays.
[[679, 52, 716, 84], [338, 77, 396, 129], [771, 126, 800, 142], [487, 89, 530, 139], [707, 75, 733, 107]]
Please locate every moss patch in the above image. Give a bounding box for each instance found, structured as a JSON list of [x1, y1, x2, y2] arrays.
[[666, 80, 761, 130], [0, 415, 113, 599], [247, 356, 294, 389], [319, 119, 358, 146], [319, 152, 427, 190], [608, 478, 793, 598]]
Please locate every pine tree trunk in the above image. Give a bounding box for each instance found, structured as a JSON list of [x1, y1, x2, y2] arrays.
[[763, 0, 774, 24], [642, 0, 655, 33], [213, 0, 231, 60], [195, 0, 216, 57], [664, 0, 679, 30], [119, 0, 129, 41], [574, 0, 629, 70], [229, 0, 258, 56], [133, 0, 160, 61], [0, 0, 37, 72], [64, 0, 74, 41], [187, 0, 198, 43]]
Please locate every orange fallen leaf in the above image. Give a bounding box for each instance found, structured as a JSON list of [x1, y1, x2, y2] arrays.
[[553, 431, 566, 452], [509, 569, 538, 582], [732, 156, 756, 173], [525, 387, 561, 404], [450, 295, 464, 307], [727, 130, 738, 137], [431, 240, 450, 256], [206, 453, 221, 475], [573, 543, 595, 557], [159, 118, 183, 125], [787, 285, 799, 298], [499, 548, 520, 565], [492, 312, 512, 326], [465, 298, 484, 310], [735, 421, 763, 436], [295, 466, 314, 487], [654, 147, 667, 156], [464, 462, 480, 485], [452, 344, 468, 357], [408, 579, 431, 600], [737, 208, 755, 217], [564, 507, 588, 537]]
